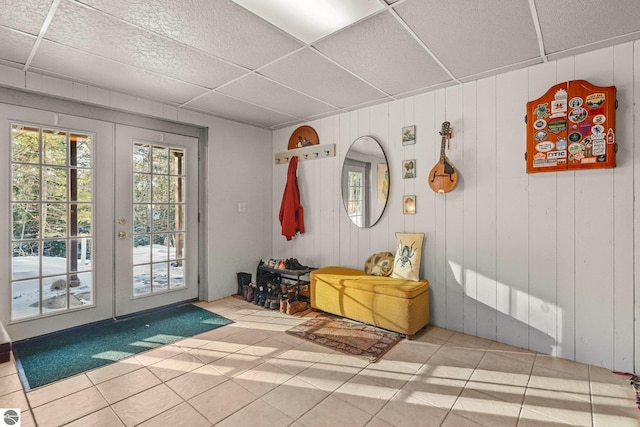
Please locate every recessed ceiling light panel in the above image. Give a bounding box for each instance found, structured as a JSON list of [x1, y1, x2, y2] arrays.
[[232, 0, 384, 44]]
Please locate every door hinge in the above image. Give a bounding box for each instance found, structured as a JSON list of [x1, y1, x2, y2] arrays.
[[198, 212, 200, 222], [198, 274, 200, 285]]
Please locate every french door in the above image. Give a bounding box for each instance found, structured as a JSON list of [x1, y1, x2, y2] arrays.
[[114, 125, 198, 317], [1, 106, 199, 340]]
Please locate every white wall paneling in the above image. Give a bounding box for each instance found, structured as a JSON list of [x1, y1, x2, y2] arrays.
[[272, 41, 640, 371]]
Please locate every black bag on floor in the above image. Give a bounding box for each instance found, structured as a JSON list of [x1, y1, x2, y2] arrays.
[[236, 272, 252, 296]]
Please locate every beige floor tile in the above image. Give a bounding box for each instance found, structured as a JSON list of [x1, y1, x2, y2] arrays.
[[533, 354, 590, 379], [185, 346, 229, 364], [17, 409, 36, 427], [358, 365, 413, 390], [470, 351, 536, 387], [441, 411, 486, 426], [446, 332, 496, 349], [382, 338, 441, 367], [95, 367, 160, 404], [451, 388, 522, 426], [319, 351, 371, 369], [400, 375, 467, 410], [65, 407, 124, 426], [333, 371, 400, 415], [522, 387, 593, 426], [216, 398, 294, 427], [111, 383, 183, 426], [529, 365, 591, 394], [461, 381, 526, 405], [261, 376, 330, 420], [86, 358, 143, 385], [26, 373, 93, 407], [0, 373, 24, 397], [425, 345, 486, 380], [199, 338, 248, 354], [134, 344, 185, 366], [376, 390, 449, 427], [234, 359, 293, 396], [138, 402, 210, 427], [211, 352, 265, 378], [188, 377, 258, 424], [297, 394, 373, 427], [32, 387, 108, 427], [165, 363, 228, 400], [518, 407, 580, 426], [295, 361, 360, 392], [0, 390, 30, 412], [365, 416, 395, 427], [147, 350, 204, 382]]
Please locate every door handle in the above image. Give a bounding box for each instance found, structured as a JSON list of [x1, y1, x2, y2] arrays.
[[118, 231, 126, 240]]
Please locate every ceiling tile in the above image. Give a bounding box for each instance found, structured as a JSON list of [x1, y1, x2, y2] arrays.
[[395, 0, 540, 79], [30, 40, 208, 105], [0, 0, 52, 35], [535, 0, 640, 55], [76, 0, 303, 70], [45, 0, 246, 89], [218, 73, 336, 118], [0, 28, 36, 65], [313, 10, 452, 96], [260, 47, 387, 109], [186, 92, 297, 128]]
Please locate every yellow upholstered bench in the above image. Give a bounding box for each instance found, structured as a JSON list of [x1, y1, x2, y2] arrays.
[[310, 266, 430, 339]]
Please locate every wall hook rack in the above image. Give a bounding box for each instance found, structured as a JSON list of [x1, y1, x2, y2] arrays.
[[274, 143, 335, 165]]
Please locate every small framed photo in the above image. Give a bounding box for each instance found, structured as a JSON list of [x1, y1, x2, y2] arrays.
[[402, 159, 416, 179], [402, 125, 416, 145], [403, 195, 416, 215]]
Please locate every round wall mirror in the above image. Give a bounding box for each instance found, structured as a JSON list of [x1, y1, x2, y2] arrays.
[[341, 136, 389, 228]]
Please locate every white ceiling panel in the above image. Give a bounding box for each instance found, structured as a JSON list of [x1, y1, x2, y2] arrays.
[[218, 74, 336, 118], [535, 0, 640, 54], [30, 40, 208, 105], [45, 0, 246, 89], [0, 0, 52, 35], [313, 10, 453, 95], [395, 0, 540, 79], [1, 0, 640, 129], [76, 0, 303, 70], [186, 92, 297, 128], [0, 28, 36, 65], [260, 47, 387, 109]]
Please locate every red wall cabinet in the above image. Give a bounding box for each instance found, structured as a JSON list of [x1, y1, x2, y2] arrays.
[[526, 80, 616, 173]]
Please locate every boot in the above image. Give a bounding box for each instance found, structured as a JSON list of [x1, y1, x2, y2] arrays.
[[280, 297, 288, 313]]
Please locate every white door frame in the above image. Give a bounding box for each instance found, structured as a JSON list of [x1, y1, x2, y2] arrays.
[[0, 105, 114, 341]]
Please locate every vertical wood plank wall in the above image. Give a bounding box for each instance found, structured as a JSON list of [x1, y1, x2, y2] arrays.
[[272, 41, 639, 372]]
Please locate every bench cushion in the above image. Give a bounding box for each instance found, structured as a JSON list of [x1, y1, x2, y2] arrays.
[[311, 266, 429, 299]]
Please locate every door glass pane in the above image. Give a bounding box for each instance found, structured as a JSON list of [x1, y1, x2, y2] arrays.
[[132, 142, 186, 296], [10, 123, 95, 321]]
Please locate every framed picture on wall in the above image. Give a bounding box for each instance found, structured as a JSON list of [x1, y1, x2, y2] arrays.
[[402, 125, 416, 145], [402, 159, 416, 179], [403, 195, 416, 214]]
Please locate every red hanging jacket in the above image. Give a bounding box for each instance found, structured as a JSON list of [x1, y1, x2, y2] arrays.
[[279, 156, 304, 240]]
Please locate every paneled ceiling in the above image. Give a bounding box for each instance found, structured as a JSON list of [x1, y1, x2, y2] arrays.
[[2, 0, 640, 130]]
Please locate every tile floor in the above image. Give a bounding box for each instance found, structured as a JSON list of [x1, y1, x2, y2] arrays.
[[1, 296, 639, 426]]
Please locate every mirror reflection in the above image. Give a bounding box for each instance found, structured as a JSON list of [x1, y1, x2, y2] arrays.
[[341, 136, 389, 228]]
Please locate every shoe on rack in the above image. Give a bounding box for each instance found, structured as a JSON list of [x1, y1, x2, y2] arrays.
[[288, 258, 308, 270], [286, 300, 308, 315], [280, 297, 288, 313]]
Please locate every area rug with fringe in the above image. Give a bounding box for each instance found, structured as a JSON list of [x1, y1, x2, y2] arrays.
[[13, 303, 232, 390], [286, 313, 403, 362]]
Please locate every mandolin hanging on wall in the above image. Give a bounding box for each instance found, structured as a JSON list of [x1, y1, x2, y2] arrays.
[[428, 121, 458, 193]]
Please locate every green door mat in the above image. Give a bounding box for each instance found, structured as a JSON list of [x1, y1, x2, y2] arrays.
[[13, 303, 232, 390]]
